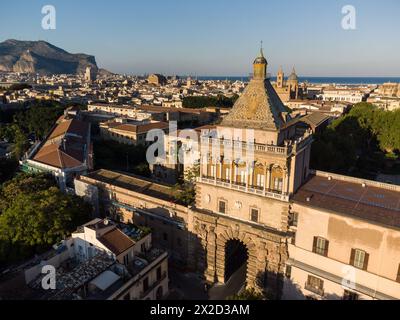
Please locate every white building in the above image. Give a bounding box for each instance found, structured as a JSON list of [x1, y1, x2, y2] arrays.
[[24, 218, 169, 300], [318, 89, 367, 103]]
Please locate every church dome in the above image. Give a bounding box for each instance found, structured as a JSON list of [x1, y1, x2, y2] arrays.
[[288, 68, 298, 81]]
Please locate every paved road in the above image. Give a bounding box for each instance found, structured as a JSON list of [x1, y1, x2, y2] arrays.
[[208, 264, 247, 300]]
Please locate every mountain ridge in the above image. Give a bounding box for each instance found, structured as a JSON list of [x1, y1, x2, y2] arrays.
[[0, 39, 100, 75]]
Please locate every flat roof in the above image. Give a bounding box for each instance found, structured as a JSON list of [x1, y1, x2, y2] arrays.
[[84, 169, 177, 202], [90, 270, 120, 291], [293, 174, 400, 229]]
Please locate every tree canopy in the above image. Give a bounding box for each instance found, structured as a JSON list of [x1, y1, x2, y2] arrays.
[[172, 163, 200, 206], [93, 139, 151, 177], [311, 102, 400, 177], [13, 102, 65, 141], [0, 173, 92, 264], [182, 94, 238, 109], [226, 288, 265, 300]]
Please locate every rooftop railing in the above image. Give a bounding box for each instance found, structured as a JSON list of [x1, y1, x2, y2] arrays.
[[199, 176, 289, 202], [200, 137, 292, 156]]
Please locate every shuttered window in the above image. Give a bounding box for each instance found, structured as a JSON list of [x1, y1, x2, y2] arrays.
[[350, 249, 369, 270], [312, 237, 329, 257]]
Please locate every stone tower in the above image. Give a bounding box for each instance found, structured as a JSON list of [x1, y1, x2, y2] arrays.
[[277, 66, 284, 89], [189, 48, 313, 298]]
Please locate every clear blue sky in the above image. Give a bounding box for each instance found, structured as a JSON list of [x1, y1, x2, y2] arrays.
[[1, 0, 399, 76]]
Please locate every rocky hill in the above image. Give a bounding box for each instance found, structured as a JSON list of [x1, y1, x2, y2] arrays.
[[0, 39, 99, 75]]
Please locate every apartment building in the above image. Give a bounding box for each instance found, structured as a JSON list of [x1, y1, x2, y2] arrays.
[[99, 118, 169, 146], [24, 218, 168, 300], [284, 171, 400, 300], [318, 89, 368, 103], [75, 170, 190, 266]]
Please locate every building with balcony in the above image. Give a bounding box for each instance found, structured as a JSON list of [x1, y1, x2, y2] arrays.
[[24, 218, 168, 300], [74, 49, 400, 300], [284, 171, 400, 300]]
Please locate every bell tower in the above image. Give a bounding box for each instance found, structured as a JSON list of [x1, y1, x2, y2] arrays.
[[277, 66, 284, 88]]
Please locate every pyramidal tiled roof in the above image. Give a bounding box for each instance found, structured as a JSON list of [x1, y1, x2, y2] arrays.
[[221, 78, 290, 131]]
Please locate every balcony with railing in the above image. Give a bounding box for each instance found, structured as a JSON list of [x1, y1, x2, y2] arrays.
[[200, 137, 292, 157], [200, 132, 313, 158], [199, 176, 289, 202]]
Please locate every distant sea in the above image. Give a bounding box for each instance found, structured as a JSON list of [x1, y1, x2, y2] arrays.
[[196, 76, 400, 85]]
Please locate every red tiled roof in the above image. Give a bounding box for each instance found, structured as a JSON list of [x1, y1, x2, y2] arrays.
[[32, 118, 89, 169]]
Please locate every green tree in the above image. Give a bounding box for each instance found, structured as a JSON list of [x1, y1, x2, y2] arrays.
[[0, 123, 29, 159], [183, 94, 239, 109], [311, 102, 400, 177], [171, 164, 200, 206], [14, 104, 65, 140], [226, 288, 265, 300], [0, 173, 92, 264]]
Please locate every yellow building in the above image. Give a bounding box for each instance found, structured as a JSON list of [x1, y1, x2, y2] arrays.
[[100, 119, 169, 146], [148, 74, 167, 86]]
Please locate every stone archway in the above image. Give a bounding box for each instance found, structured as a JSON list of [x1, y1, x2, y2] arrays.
[[190, 212, 288, 298], [224, 239, 248, 284], [214, 228, 259, 288]]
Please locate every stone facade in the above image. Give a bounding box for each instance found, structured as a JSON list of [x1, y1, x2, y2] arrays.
[[75, 50, 313, 297], [188, 209, 288, 297]]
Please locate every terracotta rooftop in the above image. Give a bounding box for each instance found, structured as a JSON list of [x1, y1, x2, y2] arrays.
[[32, 118, 90, 169], [98, 228, 135, 256], [293, 174, 400, 229]]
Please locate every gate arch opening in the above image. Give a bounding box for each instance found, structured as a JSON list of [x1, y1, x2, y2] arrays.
[[224, 239, 248, 284]]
